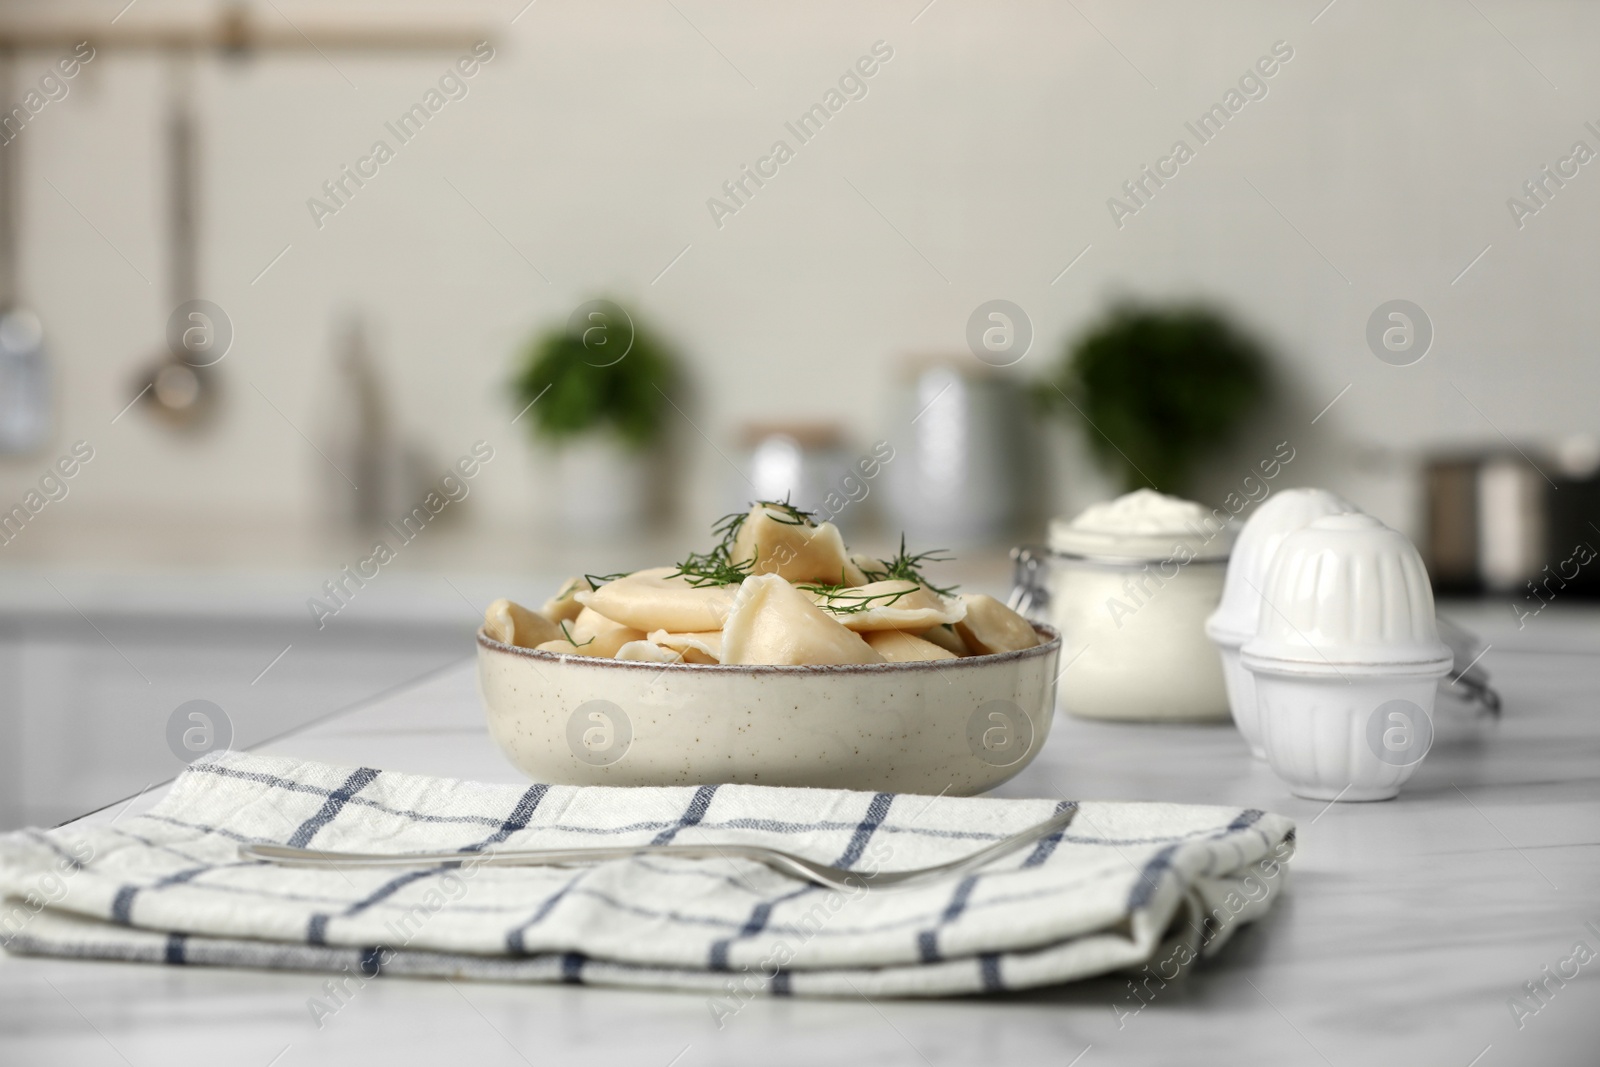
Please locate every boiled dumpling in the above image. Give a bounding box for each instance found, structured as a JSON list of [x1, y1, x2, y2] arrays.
[[576, 566, 738, 632], [721, 574, 883, 666], [865, 629, 958, 662], [537, 631, 640, 658], [483, 598, 561, 649], [811, 580, 966, 632], [953, 594, 1040, 655], [918, 624, 971, 657], [849, 553, 888, 581], [537, 606, 644, 658], [614, 640, 683, 663], [572, 606, 634, 640], [841, 555, 874, 587], [730, 505, 853, 585], [647, 630, 724, 665], [541, 577, 591, 623]]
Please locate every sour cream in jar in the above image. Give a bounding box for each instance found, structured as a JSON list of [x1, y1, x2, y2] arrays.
[[1043, 490, 1233, 721]]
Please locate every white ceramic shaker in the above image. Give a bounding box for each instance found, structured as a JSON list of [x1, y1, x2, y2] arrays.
[[1206, 489, 1354, 758], [1241, 514, 1453, 801]]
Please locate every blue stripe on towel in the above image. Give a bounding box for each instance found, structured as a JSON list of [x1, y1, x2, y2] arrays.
[[651, 785, 719, 845], [163, 932, 187, 964], [287, 768, 381, 848], [306, 784, 552, 944], [475, 785, 548, 849], [560, 951, 586, 984], [1127, 809, 1264, 911], [190, 764, 1213, 847], [505, 871, 589, 955], [706, 792, 892, 971], [1021, 800, 1078, 867], [834, 792, 894, 868], [912, 801, 1072, 965], [111, 865, 215, 926], [914, 874, 980, 962], [979, 953, 1004, 991], [708, 886, 814, 971]]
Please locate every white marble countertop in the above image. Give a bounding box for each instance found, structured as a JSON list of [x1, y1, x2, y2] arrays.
[[1, 608, 1597, 1066]]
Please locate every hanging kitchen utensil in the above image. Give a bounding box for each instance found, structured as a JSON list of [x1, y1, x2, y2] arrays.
[[133, 53, 222, 428], [0, 47, 52, 454]]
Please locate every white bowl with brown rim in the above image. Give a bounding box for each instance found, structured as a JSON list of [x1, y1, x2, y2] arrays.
[[476, 623, 1061, 795]]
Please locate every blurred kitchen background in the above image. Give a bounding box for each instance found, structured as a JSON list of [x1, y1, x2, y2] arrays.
[[1, 0, 1597, 828]]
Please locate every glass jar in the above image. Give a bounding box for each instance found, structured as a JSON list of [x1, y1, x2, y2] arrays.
[[1011, 518, 1232, 722]]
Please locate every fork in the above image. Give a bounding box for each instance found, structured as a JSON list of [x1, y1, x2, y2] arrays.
[[238, 805, 1077, 892]]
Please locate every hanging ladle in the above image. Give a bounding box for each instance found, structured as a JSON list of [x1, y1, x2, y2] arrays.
[[133, 53, 223, 428]]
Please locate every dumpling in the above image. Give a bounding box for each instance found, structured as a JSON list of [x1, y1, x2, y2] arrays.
[[536, 630, 641, 658], [918, 624, 971, 657], [647, 630, 724, 665], [576, 566, 738, 632], [810, 580, 966, 632], [571, 606, 634, 640], [614, 640, 683, 663], [849, 553, 889, 581], [541, 577, 592, 624], [730, 505, 853, 585], [865, 629, 958, 662], [954, 594, 1040, 655], [721, 574, 884, 666], [537, 607, 645, 658], [483, 598, 561, 649]]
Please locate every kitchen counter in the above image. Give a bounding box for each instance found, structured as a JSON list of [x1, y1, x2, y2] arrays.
[[1, 608, 1597, 1065]]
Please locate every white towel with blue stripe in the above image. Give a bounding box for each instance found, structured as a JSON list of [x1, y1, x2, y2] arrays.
[[0, 751, 1295, 1000]]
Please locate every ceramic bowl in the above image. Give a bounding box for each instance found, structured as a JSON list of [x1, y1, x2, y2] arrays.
[[477, 624, 1061, 795]]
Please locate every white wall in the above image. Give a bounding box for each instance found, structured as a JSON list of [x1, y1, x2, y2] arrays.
[[2, 0, 1596, 558]]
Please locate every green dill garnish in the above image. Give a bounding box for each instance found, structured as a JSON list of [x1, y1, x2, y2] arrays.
[[705, 499, 814, 554], [657, 506, 956, 599], [752, 498, 815, 526], [667, 547, 754, 588], [666, 500, 817, 588], [800, 583, 920, 616], [709, 508, 749, 546], [558, 620, 594, 648], [858, 535, 958, 597], [583, 572, 628, 589]]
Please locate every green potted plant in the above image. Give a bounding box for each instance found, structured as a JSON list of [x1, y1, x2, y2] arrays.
[[511, 300, 680, 532], [1037, 302, 1269, 495]]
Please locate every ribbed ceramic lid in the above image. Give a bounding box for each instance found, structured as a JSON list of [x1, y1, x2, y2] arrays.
[[1241, 513, 1451, 669], [1049, 489, 1234, 562], [1206, 488, 1355, 642]]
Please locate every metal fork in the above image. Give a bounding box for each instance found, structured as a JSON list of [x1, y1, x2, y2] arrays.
[[238, 805, 1077, 892]]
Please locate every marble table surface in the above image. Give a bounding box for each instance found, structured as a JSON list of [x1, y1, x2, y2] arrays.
[[2, 607, 1597, 1066]]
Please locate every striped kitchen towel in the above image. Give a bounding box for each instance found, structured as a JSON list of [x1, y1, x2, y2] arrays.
[[0, 751, 1294, 1000]]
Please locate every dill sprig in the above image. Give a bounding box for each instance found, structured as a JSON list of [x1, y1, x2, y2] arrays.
[[558, 620, 594, 648], [706, 498, 815, 552], [753, 498, 815, 527], [667, 499, 818, 588], [668, 548, 754, 588], [800, 583, 919, 616], [583, 572, 628, 589], [858, 535, 958, 597]]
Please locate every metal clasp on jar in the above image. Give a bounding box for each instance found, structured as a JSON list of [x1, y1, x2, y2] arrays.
[[1008, 545, 1051, 621]]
